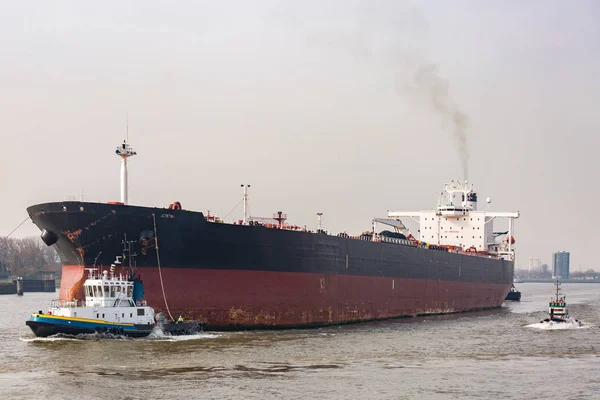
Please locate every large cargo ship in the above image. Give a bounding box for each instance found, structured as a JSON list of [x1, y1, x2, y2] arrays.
[[26, 140, 520, 330]]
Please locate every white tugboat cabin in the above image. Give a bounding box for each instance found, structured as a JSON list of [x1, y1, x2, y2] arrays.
[[47, 264, 155, 325]]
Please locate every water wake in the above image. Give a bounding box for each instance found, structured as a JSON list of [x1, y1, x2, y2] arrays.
[[146, 326, 221, 341], [525, 320, 590, 330]]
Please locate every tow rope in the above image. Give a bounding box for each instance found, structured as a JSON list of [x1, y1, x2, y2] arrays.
[[152, 213, 174, 321]]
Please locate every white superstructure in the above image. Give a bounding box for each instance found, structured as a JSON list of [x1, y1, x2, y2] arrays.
[[47, 263, 155, 325], [386, 181, 519, 261]]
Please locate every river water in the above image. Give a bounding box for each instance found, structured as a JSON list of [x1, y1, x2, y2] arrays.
[[1, 282, 599, 399]]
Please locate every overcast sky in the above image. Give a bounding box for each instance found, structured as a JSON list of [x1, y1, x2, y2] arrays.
[[1, 0, 599, 270]]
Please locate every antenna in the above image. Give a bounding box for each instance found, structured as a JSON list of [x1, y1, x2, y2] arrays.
[[126, 112, 129, 142]]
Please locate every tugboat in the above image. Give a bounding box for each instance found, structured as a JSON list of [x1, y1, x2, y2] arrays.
[[504, 284, 521, 301], [540, 280, 582, 326], [26, 241, 203, 338]]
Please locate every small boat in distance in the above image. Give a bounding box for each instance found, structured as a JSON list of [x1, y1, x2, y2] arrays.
[[540, 280, 582, 326], [26, 249, 203, 338], [504, 284, 521, 301], [513, 277, 524, 283]]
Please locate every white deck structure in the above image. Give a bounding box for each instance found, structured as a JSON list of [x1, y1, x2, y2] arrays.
[[48, 264, 155, 325], [382, 181, 519, 261]]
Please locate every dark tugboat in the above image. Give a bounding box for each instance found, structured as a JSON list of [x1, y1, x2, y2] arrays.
[[504, 284, 521, 301], [540, 280, 582, 326]]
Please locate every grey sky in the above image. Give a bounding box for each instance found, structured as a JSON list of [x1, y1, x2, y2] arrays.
[[1, 1, 599, 270]]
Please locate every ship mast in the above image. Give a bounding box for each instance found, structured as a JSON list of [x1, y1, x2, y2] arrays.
[[115, 140, 137, 205], [241, 184, 250, 225]]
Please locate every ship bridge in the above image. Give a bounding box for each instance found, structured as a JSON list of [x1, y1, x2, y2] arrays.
[[385, 181, 519, 260]]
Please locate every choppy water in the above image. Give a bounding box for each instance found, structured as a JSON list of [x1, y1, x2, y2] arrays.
[[1, 283, 599, 399]]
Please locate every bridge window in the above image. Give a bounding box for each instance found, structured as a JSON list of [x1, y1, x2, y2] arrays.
[[137, 309, 145, 316]]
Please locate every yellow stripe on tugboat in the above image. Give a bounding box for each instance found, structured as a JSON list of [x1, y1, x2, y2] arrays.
[[31, 313, 136, 327]]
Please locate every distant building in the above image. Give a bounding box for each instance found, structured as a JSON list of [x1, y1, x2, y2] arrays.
[[552, 251, 570, 279]]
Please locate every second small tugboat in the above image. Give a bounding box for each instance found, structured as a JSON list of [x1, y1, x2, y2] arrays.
[[504, 284, 521, 301], [540, 280, 582, 326], [26, 243, 203, 338]]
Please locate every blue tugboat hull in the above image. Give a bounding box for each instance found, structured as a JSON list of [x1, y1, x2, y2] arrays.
[[26, 314, 155, 337], [26, 314, 203, 338]]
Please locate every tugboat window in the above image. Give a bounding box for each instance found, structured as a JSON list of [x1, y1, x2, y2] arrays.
[[137, 309, 145, 316]]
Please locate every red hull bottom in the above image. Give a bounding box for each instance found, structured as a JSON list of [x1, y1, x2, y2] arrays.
[[59, 265, 510, 330]]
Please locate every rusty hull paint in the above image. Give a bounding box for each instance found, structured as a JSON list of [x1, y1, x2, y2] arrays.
[[59, 211, 117, 261], [59, 265, 510, 330], [59, 265, 86, 301]]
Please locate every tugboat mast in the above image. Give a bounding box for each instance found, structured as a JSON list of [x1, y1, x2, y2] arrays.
[[554, 279, 563, 302]]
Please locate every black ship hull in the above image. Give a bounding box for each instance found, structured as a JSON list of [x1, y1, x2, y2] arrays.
[[27, 201, 514, 329]]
